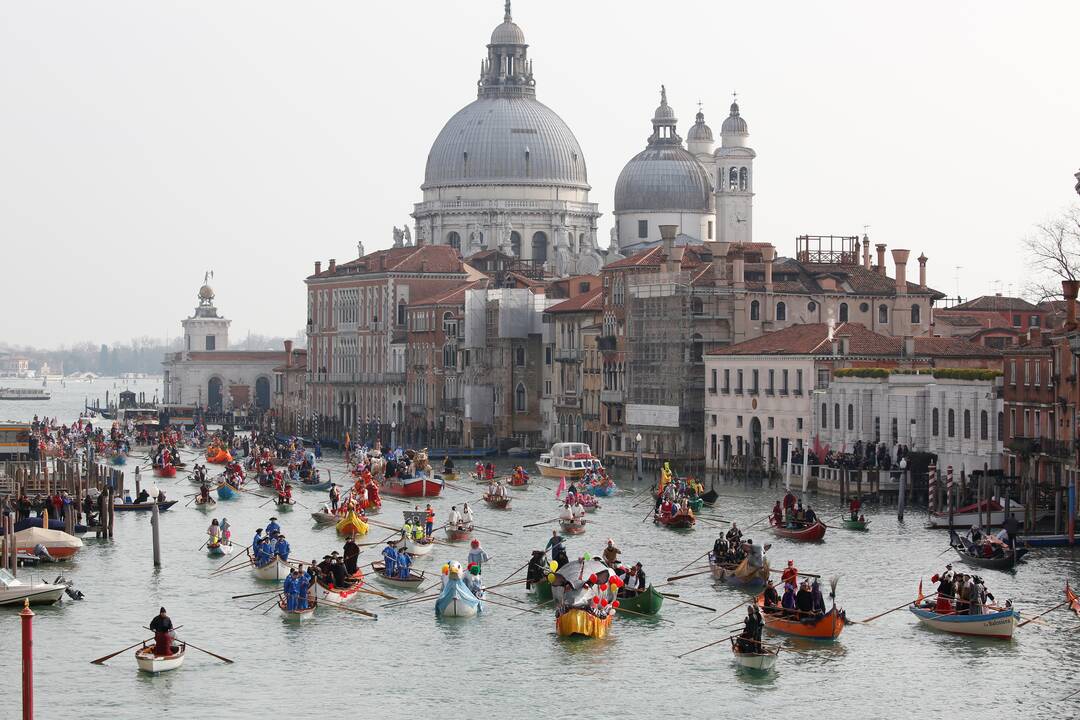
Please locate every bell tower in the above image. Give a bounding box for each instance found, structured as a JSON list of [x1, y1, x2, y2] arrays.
[[715, 97, 756, 244]]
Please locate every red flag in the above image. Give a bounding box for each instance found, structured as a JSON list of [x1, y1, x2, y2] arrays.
[[916, 579, 924, 605], [555, 476, 566, 498]]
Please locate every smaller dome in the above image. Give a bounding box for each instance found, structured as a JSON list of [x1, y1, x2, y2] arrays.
[[491, 20, 525, 45], [198, 284, 214, 302], [687, 110, 713, 143], [614, 145, 713, 214], [721, 101, 748, 135], [653, 85, 677, 124]]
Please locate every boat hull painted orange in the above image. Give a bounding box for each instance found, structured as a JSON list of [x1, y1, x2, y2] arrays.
[[756, 594, 845, 639]]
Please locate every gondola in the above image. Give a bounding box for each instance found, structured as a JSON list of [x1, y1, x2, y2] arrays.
[[335, 511, 368, 536], [113, 500, 178, 512], [152, 465, 177, 479], [949, 530, 1027, 570], [768, 518, 827, 542]]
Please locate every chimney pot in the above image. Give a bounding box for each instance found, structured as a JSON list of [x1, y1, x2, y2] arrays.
[[314, 261, 321, 275], [917, 253, 928, 289], [875, 244, 887, 275], [891, 248, 911, 295], [862, 235, 871, 269], [328, 258, 336, 273], [1062, 279, 1079, 330]]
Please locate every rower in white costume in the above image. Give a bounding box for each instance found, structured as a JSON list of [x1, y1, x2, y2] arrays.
[[572, 501, 586, 521], [461, 503, 475, 526], [448, 506, 463, 527]]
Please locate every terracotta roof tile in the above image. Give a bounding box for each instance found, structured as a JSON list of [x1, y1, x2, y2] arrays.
[[310, 245, 464, 279], [546, 287, 603, 313], [409, 279, 490, 307], [708, 323, 999, 359], [951, 295, 1041, 312]]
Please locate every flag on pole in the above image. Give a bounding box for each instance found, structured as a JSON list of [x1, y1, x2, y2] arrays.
[[916, 579, 924, 605], [555, 476, 566, 498]]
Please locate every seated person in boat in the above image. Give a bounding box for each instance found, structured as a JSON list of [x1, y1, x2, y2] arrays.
[[849, 497, 861, 521], [149, 607, 175, 656], [762, 579, 781, 612], [781, 582, 799, 618], [330, 556, 355, 588], [156, 489, 167, 503], [136, 488, 151, 504], [275, 534, 290, 561], [737, 605, 764, 652], [803, 506, 817, 526], [602, 539, 621, 567]]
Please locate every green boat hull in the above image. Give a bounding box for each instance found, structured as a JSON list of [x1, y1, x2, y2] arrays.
[[530, 579, 553, 603], [688, 498, 704, 513], [842, 518, 870, 531], [617, 585, 664, 616]]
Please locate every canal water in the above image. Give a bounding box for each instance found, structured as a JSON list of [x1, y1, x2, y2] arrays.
[[2, 380, 1079, 717]]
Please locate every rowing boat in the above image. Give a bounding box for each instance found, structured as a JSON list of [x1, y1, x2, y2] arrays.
[[248, 550, 291, 581], [949, 530, 1027, 570], [396, 536, 435, 557], [310, 511, 338, 525], [312, 570, 365, 604], [711, 556, 770, 590], [909, 603, 1019, 639], [528, 578, 553, 603], [206, 540, 232, 557], [768, 518, 826, 542], [279, 595, 317, 622], [755, 595, 846, 640], [445, 525, 473, 543], [194, 497, 217, 511], [483, 494, 511, 510], [216, 482, 239, 500], [276, 500, 296, 513], [654, 510, 695, 530], [841, 518, 871, 531], [335, 511, 368, 536], [616, 585, 664, 616], [730, 637, 779, 671], [559, 518, 587, 535], [152, 465, 177, 479], [136, 642, 186, 673], [370, 561, 425, 590], [113, 500, 177, 512]]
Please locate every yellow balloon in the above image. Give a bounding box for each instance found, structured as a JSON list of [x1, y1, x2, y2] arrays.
[[548, 560, 558, 572], [547, 573, 557, 584]]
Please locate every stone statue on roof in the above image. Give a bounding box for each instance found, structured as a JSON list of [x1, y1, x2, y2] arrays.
[[392, 226, 404, 248], [403, 226, 412, 246]]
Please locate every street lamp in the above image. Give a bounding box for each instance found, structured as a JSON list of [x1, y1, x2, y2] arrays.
[[635, 432, 643, 484], [391, 421, 397, 450]]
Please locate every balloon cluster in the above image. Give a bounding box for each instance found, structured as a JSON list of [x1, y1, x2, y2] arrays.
[[546, 559, 559, 585]]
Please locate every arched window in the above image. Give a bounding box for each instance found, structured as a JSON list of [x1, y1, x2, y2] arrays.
[[839, 303, 849, 322], [515, 347, 526, 367], [980, 410, 989, 440], [510, 231, 522, 257], [847, 404, 854, 430], [514, 382, 526, 412], [728, 167, 738, 191], [690, 333, 703, 363], [820, 403, 827, 428], [442, 344, 453, 368], [878, 304, 889, 324], [911, 304, 921, 324], [776, 302, 787, 321], [739, 167, 748, 191], [964, 409, 971, 439], [932, 408, 939, 436], [948, 409, 956, 437], [750, 300, 760, 321], [531, 232, 548, 263], [447, 231, 461, 251], [833, 403, 840, 429]]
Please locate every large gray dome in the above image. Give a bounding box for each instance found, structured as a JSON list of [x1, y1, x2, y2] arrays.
[[423, 97, 589, 190], [614, 146, 713, 212]]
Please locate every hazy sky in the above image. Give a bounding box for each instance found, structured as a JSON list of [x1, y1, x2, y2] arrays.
[[3, 1, 1078, 347]]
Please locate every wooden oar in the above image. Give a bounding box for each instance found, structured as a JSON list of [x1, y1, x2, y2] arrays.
[[677, 634, 739, 658], [674, 551, 712, 575], [483, 589, 528, 605], [181, 639, 235, 663], [1017, 599, 1071, 628], [195, 538, 210, 552], [767, 568, 821, 579], [498, 561, 529, 584], [523, 517, 559, 529], [485, 597, 538, 613], [472, 524, 512, 537], [665, 567, 712, 582], [659, 594, 715, 612], [617, 607, 674, 623], [745, 514, 772, 531], [859, 592, 938, 623], [319, 598, 378, 620], [248, 595, 281, 611], [352, 585, 397, 601], [381, 592, 442, 608], [508, 598, 552, 619], [482, 578, 529, 592], [231, 589, 280, 600], [641, 508, 656, 523], [712, 597, 755, 621], [90, 638, 153, 665]]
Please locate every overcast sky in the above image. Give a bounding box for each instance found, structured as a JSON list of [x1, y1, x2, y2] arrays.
[[2, 0, 1078, 347]]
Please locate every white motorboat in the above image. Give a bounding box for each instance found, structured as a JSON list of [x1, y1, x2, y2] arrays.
[[536, 442, 603, 479], [0, 569, 66, 606]]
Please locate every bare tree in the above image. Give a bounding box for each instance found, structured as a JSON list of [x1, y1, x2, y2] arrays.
[[1023, 205, 1080, 301]]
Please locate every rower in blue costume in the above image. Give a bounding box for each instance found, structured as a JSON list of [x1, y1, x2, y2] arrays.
[[252, 528, 264, 551], [275, 534, 290, 561], [397, 549, 412, 580], [254, 536, 272, 566], [283, 571, 297, 611], [296, 570, 310, 610], [381, 543, 398, 577], [266, 516, 281, 538]]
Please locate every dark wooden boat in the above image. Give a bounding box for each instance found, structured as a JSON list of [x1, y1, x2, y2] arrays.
[[949, 530, 1027, 570], [654, 510, 696, 530], [113, 500, 178, 512], [482, 493, 511, 510]]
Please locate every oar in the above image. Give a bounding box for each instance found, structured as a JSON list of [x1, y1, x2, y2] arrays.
[[616, 607, 674, 623], [641, 508, 656, 523], [745, 514, 772, 531], [1017, 599, 1071, 628], [665, 568, 712, 582], [248, 595, 281, 611], [767, 568, 822, 579], [319, 598, 378, 620], [472, 524, 512, 537], [523, 517, 559, 529], [674, 551, 711, 575], [859, 592, 938, 623], [677, 634, 738, 659], [508, 598, 553, 619], [352, 585, 397, 601], [484, 597, 538, 613], [483, 589, 528, 605], [181, 639, 234, 663], [712, 597, 754, 621], [659, 594, 715, 612], [195, 538, 210, 552], [211, 545, 252, 573], [482, 578, 528, 592], [90, 638, 153, 665], [231, 589, 281, 600]]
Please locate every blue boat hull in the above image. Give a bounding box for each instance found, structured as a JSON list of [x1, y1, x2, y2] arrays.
[[216, 484, 237, 500], [585, 484, 617, 497]]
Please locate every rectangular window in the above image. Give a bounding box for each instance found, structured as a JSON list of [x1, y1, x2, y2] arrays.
[[1010, 360, 1017, 385], [816, 368, 830, 389], [1024, 360, 1030, 386], [709, 369, 718, 394], [205, 335, 216, 351], [545, 380, 551, 395], [1031, 314, 1041, 327], [1010, 408, 1016, 438], [711, 414, 717, 427], [1012, 314, 1022, 327], [708, 220, 714, 240], [1024, 409, 1031, 437], [751, 370, 759, 394], [545, 347, 552, 365], [767, 416, 774, 430], [795, 369, 803, 395], [736, 415, 743, 428], [797, 418, 804, 431], [722, 369, 730, 393], [767, 369, 775, 394], [637, 220, 648, 239], [736, 370, 744, 394], [1034, 361, 1040, 386], [781, 369, 789, 394]]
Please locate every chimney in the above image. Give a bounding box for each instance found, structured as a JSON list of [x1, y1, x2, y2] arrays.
[[1063, 280, 1079, 331], [1028, 327, 1042, 345], [763, 246, 776, 291], [314, 261, 321, 275], [918, 253, 928, 289], [284, 340, 293, 368], [875, 244, 887, 274], [891, 249, 910, 295], [328, 258, 336, 273], [420, 260, 428, 273], [659, 224, 678, 273], [862, 234, 871, 269]]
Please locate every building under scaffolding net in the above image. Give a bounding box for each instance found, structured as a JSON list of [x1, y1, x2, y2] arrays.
[[625, 269, 704, 464]]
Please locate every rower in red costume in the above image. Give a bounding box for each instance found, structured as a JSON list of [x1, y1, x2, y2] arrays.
[[931, 566, 955, 614], [149, 607, 174, 656], [772, 501, 783, 525], [780, 560, 798, 586], [849, 497, 861, 520]]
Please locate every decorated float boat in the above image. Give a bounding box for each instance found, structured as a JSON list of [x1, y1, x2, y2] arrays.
[[435, 561, 483, 618], [335, 511, 368, 536], [552, 558, 620, 639], [711, 557, 771, 590]]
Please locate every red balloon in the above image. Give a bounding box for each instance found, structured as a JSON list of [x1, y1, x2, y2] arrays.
[[591, 596, 599, 604], [588, 574, 598, 584], [599, 583, 608, 592], [612, 600, 620, 609], [600, 598, 609, 607]]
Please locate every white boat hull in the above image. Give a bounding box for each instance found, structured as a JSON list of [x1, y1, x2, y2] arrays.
[[732, 651, 777, 671], [0, 585, 66, 606], [404, 538, 435, 556], [251, 556, 291, 581], [927, 504, 1051, 529], [280, 599, 316, 622], [207, 542, 232, 557], [909, 606, 1019, 639], [440, 596, 479, 618], [136, 645, 186, 673]]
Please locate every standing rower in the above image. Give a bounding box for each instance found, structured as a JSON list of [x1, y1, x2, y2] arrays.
[[149, 607, 175, 657]]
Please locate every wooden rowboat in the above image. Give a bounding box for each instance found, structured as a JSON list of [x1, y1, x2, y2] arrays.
[[483, 494, 511, 510], [279, 595, 317, 622], [206, 540, 232, 557], [949, 530, 1027, 570], [909, 604, 1019, 639], [275, 500, 296, 513], [711, 557, 770, 590], [152, 465, 177, 478], [312, 571, 365, 604], [768, 518, 827, 542], [193, 497, 217, 511], [841, 518, 871, 531], [616, 585, 664, 616], [248, 551, 291, 581], [755, 595, 846, 640], [216, 483, 239, 500], [310, 511, 338, 525], [730, 637, 779, 671], [136, 642, 186, 673], [559, 518, 587, 535], [445, 526, 473, 542], [113, 500, 178, 512], [370, 561, 425, 590]]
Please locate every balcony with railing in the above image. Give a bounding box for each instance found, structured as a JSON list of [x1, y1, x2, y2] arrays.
[[556, 394, 582, 408], [1008, 436, 1073, 458], [439, 398, 464, 413], [555, 348, 584, 363], [601, 389, 624, 404]]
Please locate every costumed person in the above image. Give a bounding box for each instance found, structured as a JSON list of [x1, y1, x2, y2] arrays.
[[207, 519, 221, 543], [461, 502, 474, 526], [343, 536, 360, 575], [220, 517, 231, 543], [780, 559, 798, 586], [526, 550, 549, 589], [602, 539, 621, 567], [266, 516, 281, 538], [283, 570, 298, 611], [932, 565, 955, 614], [329, 484, 341, 513], [252, 528, 264, 552], [467, 539, 491, 575], [275, 533, 290, 561], [744, 538, 765, 569], [448, 505, 462, 528], [381, 542, 399, 578], [396, 548, 413, 580], [849, 496, 861, 521], [149, 607, 174, 656], [762, 579, 781, 611], [443, 455, 454, 474]]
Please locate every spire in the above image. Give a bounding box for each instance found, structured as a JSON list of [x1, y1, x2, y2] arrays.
[[649, 84, 681, 146], [480, 0, 533, 98], [504, 0, 512, 21]]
